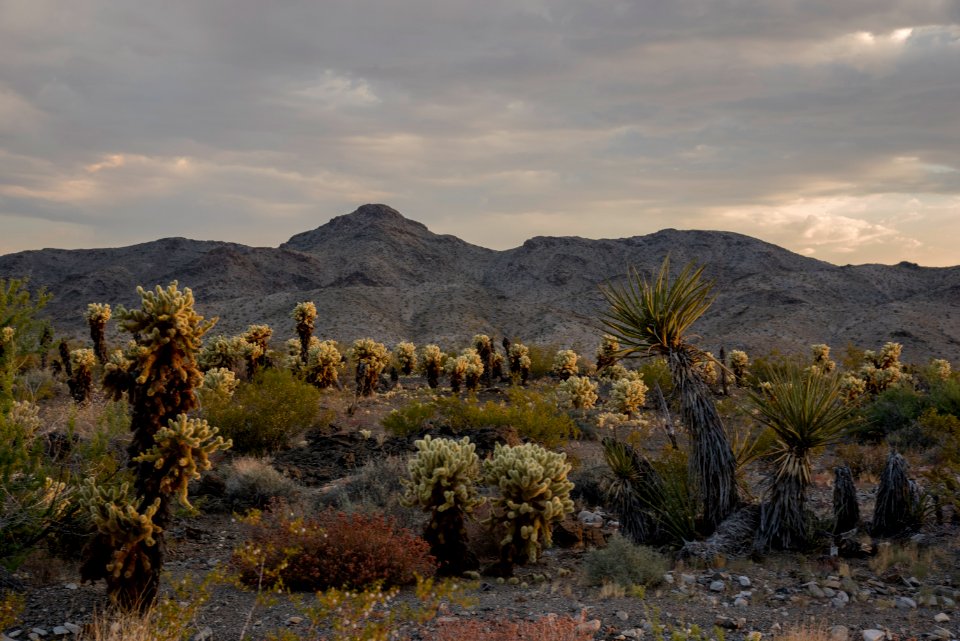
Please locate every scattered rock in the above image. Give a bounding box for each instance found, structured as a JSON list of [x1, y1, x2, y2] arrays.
[[829, 625, 849, 641], [709, 580, 725, 592], [861, 630, 885, 641], [805, 582, 826, 599], [931, 626, 951, 640], [616, 611, 629, 622], [934, 612, 950, 623], [738, 576, 752, 588], [895, 596, 917, 609], [577, 510, 604, 527], [575, 619, 602, 635], [192, 627, 213, 641], [286, 617, 304, 625]]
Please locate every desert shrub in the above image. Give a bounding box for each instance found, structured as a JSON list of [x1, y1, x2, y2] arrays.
[[930, 377, 960, 418], [204, 368, 328, 455], [833, 441, 888, 480], [317, 456, 415, 528], [483, 442, 574, 569], [636, 357, 672, 396], [583, 532, 668, 588], [856, 385, 928, 442], [918, 409, 960, 517], [234, 507, 436, 591], [224, 457, 300, 511], [431, 612, 595, 641], [383, 388, 577, 448], [556, 376, 598, 410], [526, 343, 560, 379]]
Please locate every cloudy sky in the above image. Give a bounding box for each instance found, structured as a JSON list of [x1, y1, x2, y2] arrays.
[[2, 1, 959, 265]]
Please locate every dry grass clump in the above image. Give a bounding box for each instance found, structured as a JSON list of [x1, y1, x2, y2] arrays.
[[429, 611, 595, 641], [223, 456, 301, 510]]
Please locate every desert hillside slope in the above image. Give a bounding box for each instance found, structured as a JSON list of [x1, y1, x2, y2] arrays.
[[2, 204, 958, 362]]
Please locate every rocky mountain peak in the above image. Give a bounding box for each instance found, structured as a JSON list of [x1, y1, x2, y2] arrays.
[[281, 204, 432, 253]]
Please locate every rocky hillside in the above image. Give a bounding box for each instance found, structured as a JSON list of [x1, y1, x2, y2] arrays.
[[2, 204, 958, 363]]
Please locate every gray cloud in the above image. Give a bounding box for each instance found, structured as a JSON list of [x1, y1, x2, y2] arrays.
[[1, 0, 958, 264]]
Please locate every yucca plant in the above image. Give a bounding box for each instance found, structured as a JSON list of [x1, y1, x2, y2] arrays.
[[833, 465, 859, 534], [871, 450, 923, 537], [85, 303, 112, 364], [749, 365, 857, 551], [600, 257, 738, 530]]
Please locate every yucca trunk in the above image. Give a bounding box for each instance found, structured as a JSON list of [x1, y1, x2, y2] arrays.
[[833, 465, 860, 534], [872, 451, 919, 537], [756, 451, 809, 551], [668, 348, 738, 530]]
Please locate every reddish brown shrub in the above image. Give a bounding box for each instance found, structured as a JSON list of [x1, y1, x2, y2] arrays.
[[234, 507, 436, 591]]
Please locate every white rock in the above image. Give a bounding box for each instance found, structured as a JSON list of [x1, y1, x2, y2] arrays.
[[61, 625, 79, 635], [577, 510, 603, 527], [681, 574, 696, 585], [621, 628, 642, 639], [734, 597, 749, 607], [62, 583, 78, 590], [616, 611, 629, 621], [286, 616, 304, 625], [934, 612, 950, 623], [895, 596, 917, 609], [709, 580, 725, 592], [51, 629, 69, 637], [738, 576, 751, 588], [192, 627, 213, 641], [29, 631, 47, 638], [829, 625, 849, 641], [862, 630, 885, 641]]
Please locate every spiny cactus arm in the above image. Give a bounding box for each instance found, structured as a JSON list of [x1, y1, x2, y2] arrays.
[[134, 415, 231, 509]]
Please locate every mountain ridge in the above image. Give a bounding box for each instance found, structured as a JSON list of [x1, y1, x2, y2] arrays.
[[2, 204, 958, 363]]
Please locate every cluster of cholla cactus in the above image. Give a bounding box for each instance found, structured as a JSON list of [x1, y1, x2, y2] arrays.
[[198, 334, 253, 374], [840, 342, 907, 402], [419, 344, 446, 389], [351, 338, 389, 396], [400, 436, 482, 575], [393, 341, 417, 376], [472, 334, 503, 384], [483, 442, 574, 573], [930, 358, 952, 381], [810, 344, 837, 375], [551, 349, 579, 380], [508, 343, 531, 385], [447, 348, 484, 393], [610, 376, 649, 417], [556, 375, 598, 410], [292, 301, 317, 363], [85, 303, 112, 364], [596, 334, 619, 372], [729, 349, 749, 386], [82, 282, 229, 610], [68, 348, 96, 404]]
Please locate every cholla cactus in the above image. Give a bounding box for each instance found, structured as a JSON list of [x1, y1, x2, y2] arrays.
[[85, 303, 112, 364], [351, 338, 389, 397], [400, 436, 482, 574], [810, 344, 836, 374], [729, 350, 749, 386], [930, 358, 952, 381], [198, 334, 253, 374], [611, 377, 648, 416], [552, 349, 579, 380], [83, 282, 220, 610], [1, 327, 15, 410], [419, 344, 446, 389], [0, 326, 13, 345], [199, 367, 238, 402], [303, 338, 343, 389], [695, 352, 719, 386], [859, 342, 906, 394], [557, 375, 598, 410], [840, 373, 867, 403], [473, 334, 494, 385], [242, 324, 272, 376], [596, 334, 619, 372], [292, 301, 317, 363], [8, 399, 42, 435], [483, 442, 574, 570], [69, 348, 96, 404], [393, 341, 417, 376], [508, 343, 531, 385], [447, 348, 483, 393]]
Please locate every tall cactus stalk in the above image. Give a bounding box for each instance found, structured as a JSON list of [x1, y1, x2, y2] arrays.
[[82, 283, 228, 610], [292, 302, 317, 364], [85, 303, 112, 364], [833, 465, 860, 534]]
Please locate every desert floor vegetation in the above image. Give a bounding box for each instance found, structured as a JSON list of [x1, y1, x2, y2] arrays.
[[1, 274, 960, 641]]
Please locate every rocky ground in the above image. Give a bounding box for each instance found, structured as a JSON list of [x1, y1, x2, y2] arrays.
[[5, 380, 960, 641]]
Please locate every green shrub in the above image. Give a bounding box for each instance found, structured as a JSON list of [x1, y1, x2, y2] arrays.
[[526, 343, 561, 379], [583, 533, 668, 588], [204, 369, 329, 455], [382, 388, 577, 448], [930, 378, 960, 418], [636, 358, 672, 396], [856, 386, 928, 442]]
